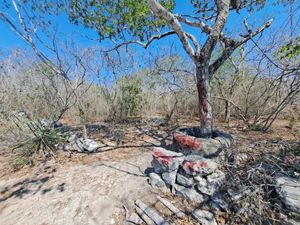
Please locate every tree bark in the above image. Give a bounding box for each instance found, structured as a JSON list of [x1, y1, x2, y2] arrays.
[[196, 61, 213, 137], [224, 100, 230, 122]]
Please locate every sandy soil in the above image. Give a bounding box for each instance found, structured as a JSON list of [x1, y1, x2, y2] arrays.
[[0, 150, 153, 225]]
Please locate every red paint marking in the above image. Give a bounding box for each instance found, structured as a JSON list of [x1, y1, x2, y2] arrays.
[[152, 149, 174, 166], [152, 150, 166, 158], [183, 160, 208, 173], [197, 83, 209, 126], [158, 157, 173, 165], [198, 161, 208, 168], [173, 133, 202, 150]]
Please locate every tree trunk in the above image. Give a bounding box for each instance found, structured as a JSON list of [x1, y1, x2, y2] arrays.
[[224, 100, 230, 122], [196, 62, 213, 137]]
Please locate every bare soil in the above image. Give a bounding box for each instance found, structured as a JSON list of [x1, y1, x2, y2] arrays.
[[0, 118, 298, 225]]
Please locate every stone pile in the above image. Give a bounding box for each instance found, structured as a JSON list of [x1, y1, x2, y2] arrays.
[[57, 134, 99, 153], [148, 147, 226, 205], [148, 128, 234, 209]]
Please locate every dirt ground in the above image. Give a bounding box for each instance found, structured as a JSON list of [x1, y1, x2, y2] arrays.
[[0, 118, 298, 225]]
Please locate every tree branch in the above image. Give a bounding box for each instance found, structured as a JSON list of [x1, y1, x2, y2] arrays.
[[104, 31, 176, 52], [208, 19, 273, 76], [175, 14, 211, 34], [185, 32, 201, 56], [1, 0, 69, 80], [200, 0, 230, 63], [146, 0, 196, 61]]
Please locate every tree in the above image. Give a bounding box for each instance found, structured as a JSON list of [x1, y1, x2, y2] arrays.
[[2, 0, 272, 136], [66, 0, 273, 137]]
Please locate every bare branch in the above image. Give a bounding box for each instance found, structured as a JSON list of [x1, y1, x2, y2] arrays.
[[146, 0, 196, 61], [104, 31, 176, 52], [209, 19, 273, 76], [200, 0, 230, 63], [0, 0, 69, 80], [185, 32, 201, 56], [175, 14, 211, 34]]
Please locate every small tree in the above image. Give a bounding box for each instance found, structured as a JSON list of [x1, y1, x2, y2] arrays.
[[66, 0, 273, 137], [116, 75, 146, 120]]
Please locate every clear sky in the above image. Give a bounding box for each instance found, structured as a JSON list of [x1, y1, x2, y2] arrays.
[[0, 1, 298, 59]]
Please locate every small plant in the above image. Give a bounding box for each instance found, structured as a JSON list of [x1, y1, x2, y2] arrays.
[[9, 113, 70, 168]]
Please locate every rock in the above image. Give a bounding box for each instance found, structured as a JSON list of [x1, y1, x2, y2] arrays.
[[195, 177, 213, 196], [207, 170, 225, 186], [135, 200, 169, 225], [74, 138, 84, 152], [173, 129, 234, 157], [40, 119, 63, 128], [175, 184, 206, 204], [151, 147, 184, 173], [192, 209, 217, 225], [156, 196, 185, 218], [173, 132, 203, 151], [162, 170, 177, 186], [176, 170, 194, 187], [196, 170, 225, 196], [83, 139, 99, 152], [275, 175, 300, 212], [135, 207, 155, 225], [182, 155, 218, 176], [213, 129, 235, 148], [148, 173, 168, 191], [127, 212, 143, 224], [211, 193, 228, 211], [71, 138, 99, 152], [209, 201, 221, 211], [62, 144, 70, 151], [68, 134, 77, 143]]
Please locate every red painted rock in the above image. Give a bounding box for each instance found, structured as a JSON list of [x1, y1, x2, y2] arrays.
[[173, 132, 203, 151], [173, 130, 233, 157], [182, 155, 218, 176], [151, 147, 184, 173]]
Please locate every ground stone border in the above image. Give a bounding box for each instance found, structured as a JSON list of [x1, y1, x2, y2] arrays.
[[173, 128, 234, 157]]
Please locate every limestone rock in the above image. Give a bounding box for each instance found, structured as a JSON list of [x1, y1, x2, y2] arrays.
[[175, 184, 206, 204], [182, 155, 218, 176], [151, 147, 184, 173], [148, 173, 168, 191], [192, 209, 217, 225], [82, 139, 99, 152], [211, 193, 228, 211], [72, 138, 99, 152], [135, 200, 169, 225], [127, 212, 143, 225], [195, 170, 225, 196], [173, 129, 234, 157], [162, 170, 177, 186], [156, 196, 185, 218], [195, 177, 214, 196], [176, 170, 194, 187], [276, 175, 300, 212], [207, 170, 226, 187]]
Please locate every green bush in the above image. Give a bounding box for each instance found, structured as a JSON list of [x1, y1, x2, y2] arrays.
[[115, 75, 146, 121]]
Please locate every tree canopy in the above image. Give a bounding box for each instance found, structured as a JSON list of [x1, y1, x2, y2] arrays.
[[67, 0, 269, 44]]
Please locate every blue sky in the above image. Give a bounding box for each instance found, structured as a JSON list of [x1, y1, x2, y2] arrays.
[[0, 1, 298, 59]]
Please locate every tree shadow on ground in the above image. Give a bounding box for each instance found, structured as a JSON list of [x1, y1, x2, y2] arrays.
[[0, 164, 66, 202], [87, 124, 179, 153]]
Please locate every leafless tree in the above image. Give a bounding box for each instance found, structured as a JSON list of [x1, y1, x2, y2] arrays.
[[0, 0, 94, 121]]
